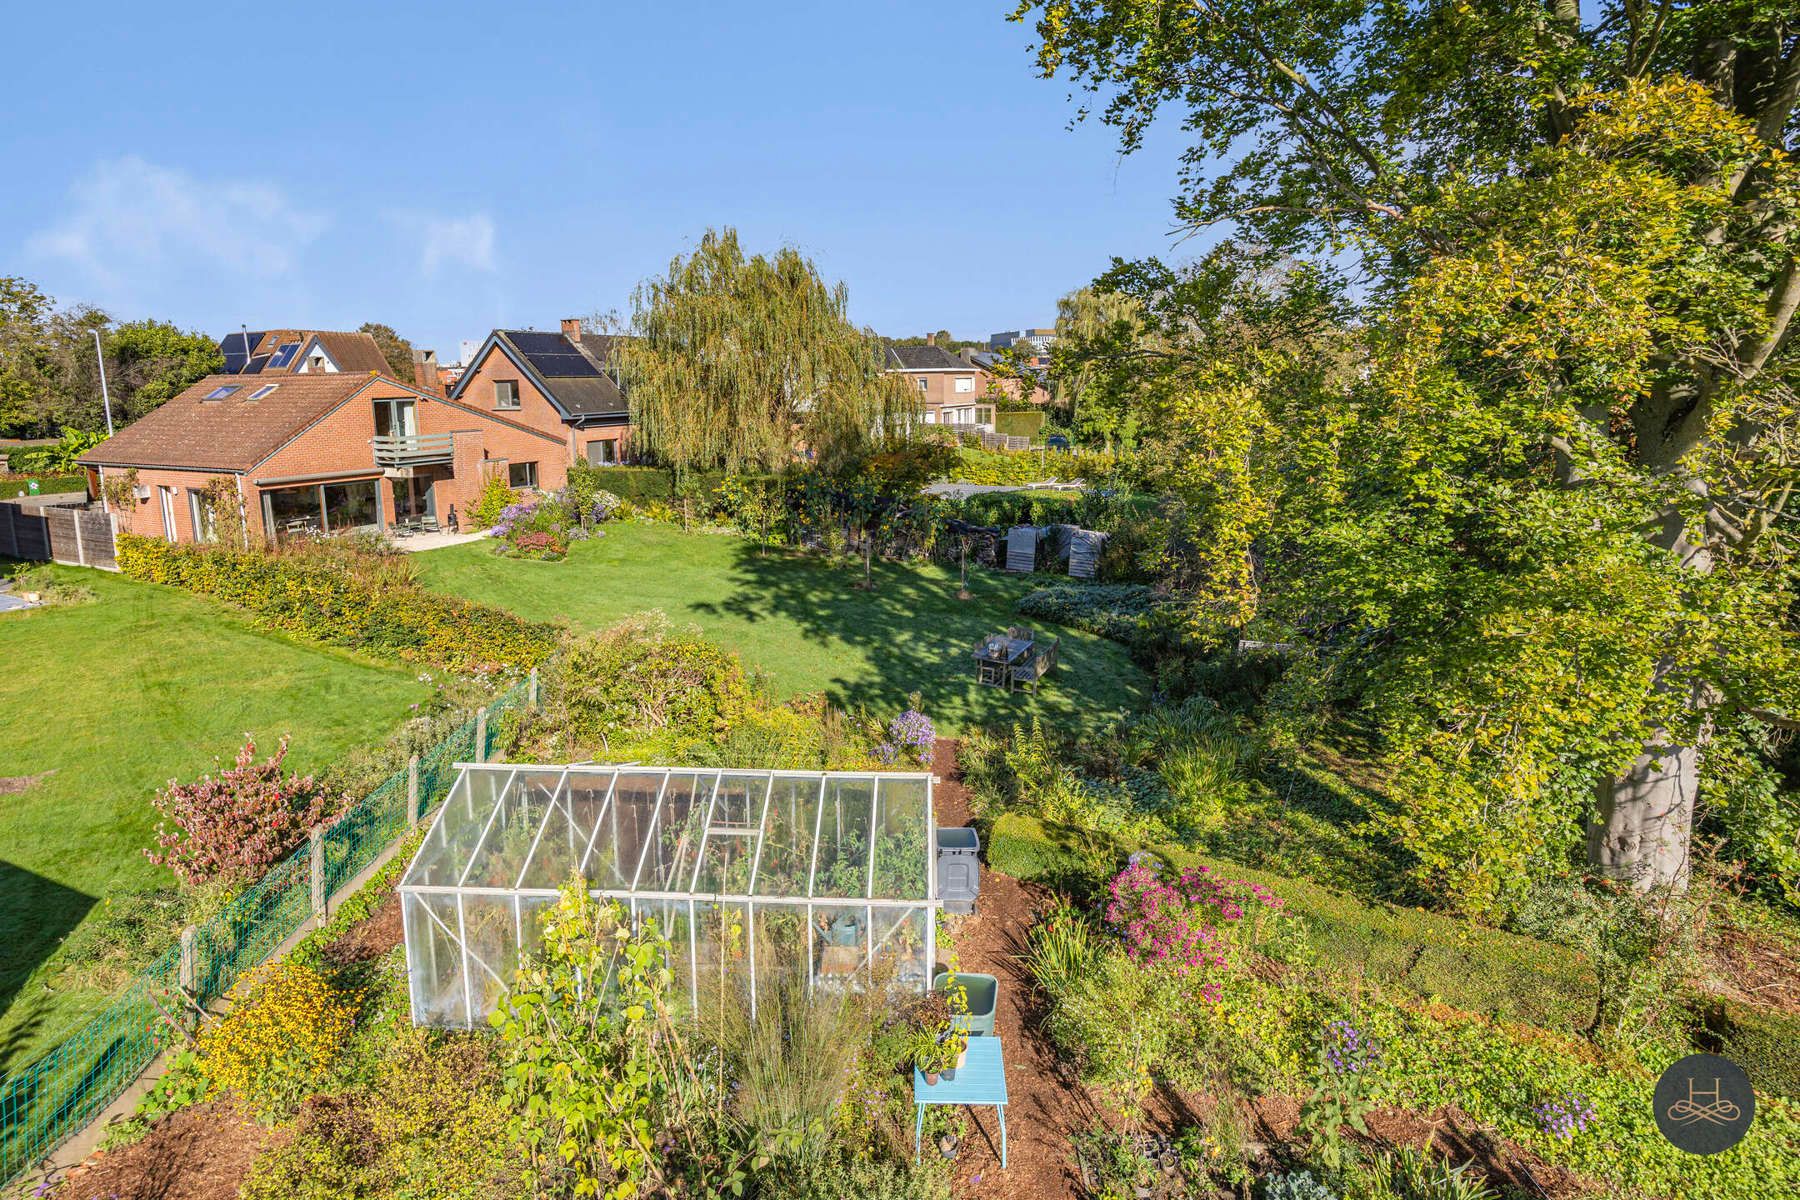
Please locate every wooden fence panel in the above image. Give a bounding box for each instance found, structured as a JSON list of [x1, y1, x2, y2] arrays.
[[0, 499, 116, 569]]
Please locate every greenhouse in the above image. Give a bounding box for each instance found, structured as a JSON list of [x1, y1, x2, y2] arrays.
[[399, 762, 940, 1028]]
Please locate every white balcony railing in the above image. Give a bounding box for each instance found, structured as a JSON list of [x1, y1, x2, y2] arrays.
[[372, 433, 456, 467]]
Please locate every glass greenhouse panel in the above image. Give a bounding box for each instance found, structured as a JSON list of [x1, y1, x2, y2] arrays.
[[590, 771, 665, 889], [754, 777, 822, 896], [812, 777, 876, 898], [407, 770, 503, 887], [401, 764, 939, 1030], [631, 773, 711, 891], [871, 778, 930, 899], [461, 769, 568, 888], [404, 890, 469, 1027]]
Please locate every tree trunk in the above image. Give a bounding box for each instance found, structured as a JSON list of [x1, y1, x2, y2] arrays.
[[1589, 740, 1697, 891]]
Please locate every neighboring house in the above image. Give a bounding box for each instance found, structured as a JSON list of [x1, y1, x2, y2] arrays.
[[450, 319, 633, 466], [219, 329, 393, 376], [987, 328, 1056, 368], [78, 368, 569, 545], [882, 343, 995, 432], [962, 350, 1052, 407]]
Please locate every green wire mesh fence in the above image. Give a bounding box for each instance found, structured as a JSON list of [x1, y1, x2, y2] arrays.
[[0, 681, 527, 1185]]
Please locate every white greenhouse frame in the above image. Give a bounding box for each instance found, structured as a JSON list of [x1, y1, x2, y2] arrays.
[[399, 762, 940, 1028]]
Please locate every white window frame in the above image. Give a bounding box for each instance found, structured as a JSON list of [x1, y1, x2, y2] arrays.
[[954, 376, 974, 393]]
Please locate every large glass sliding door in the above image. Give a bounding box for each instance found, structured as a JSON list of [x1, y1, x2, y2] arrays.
[[262, 478, 382, 545]]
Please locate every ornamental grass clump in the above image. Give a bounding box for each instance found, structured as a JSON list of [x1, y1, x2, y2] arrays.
[[1103, 858, 1284, 1000], [147, 734, 344, 888]]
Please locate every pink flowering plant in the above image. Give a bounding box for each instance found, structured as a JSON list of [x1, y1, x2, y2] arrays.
[[1103, 856, 1285, 1001], [146, 734, 345, 887]]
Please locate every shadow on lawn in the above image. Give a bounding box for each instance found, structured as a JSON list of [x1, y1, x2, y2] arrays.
[[0, 860, 96, 1070], [696, 541, 1152, 730]]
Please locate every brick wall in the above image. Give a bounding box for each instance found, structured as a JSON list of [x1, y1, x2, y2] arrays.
[[98, 465, 239, 543], [454, 347, 573, 451]]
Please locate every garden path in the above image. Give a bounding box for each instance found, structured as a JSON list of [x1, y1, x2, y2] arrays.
[[930, 738, 1104, 1199]]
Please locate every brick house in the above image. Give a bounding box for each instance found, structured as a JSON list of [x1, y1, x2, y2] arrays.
[[219, 328, 396, 376], [882, 343, 996, 432], [450, 319, 633, 466], [78, 362, 569, 546]]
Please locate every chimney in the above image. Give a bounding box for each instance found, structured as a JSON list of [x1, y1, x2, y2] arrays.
[[926, 332, 936, 346], [411, 348, 443, 396], [561, 317, 582, 344]]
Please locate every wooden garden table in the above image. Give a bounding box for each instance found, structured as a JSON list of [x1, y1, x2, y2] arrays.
[[913, 1035, 1008, 1167]]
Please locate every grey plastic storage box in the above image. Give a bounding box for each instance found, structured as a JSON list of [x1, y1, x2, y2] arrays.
[[937, 826, 981, 914]]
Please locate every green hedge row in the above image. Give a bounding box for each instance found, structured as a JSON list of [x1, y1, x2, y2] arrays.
[[566, 464, 730, 503], [2, 473, 87, 499], [116, 535, 559, 672], [948, 446, 1117, 486]]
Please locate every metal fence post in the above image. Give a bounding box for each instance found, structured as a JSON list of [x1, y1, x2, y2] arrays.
[[407, 754, 421, 826], [475, 708, 488, 763], [309, 826, 326, 925]]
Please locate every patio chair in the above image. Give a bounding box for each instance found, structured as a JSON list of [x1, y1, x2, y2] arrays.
[[976, 656, 1009, 688], [1005, 625, 1030, 642]]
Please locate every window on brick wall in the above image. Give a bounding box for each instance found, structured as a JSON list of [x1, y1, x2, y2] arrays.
[[585, 440, 618, 465], [954, 376, 974, 393], [494, 380, 520, 409], [508, 461, 538, 489]]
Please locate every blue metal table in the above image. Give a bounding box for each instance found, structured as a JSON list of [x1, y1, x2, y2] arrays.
[[913, 1035, 1008, 1167]]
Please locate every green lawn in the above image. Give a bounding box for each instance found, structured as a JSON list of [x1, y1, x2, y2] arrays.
[[0, 566, 426, 1072], [415, 523, 1152, 732]]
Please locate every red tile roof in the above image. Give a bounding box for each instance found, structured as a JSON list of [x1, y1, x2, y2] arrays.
[[77, 374, 385, 472]]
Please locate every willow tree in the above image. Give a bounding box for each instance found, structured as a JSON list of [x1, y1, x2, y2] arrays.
[[620, 229, 920, 478], [1018, 1, 1800, 901]]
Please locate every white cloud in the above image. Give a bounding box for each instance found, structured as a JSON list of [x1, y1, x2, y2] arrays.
[[25, 156, 328, 288], [415, 213, 497, 275]]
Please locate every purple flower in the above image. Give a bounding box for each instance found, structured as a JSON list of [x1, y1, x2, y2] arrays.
[[887, 710, 936, 762], [1533, 1091, 1596, 1141], [873, 741, 899, 764]]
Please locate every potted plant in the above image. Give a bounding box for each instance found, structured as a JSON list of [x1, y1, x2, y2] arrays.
[[911, 1026, 956, 1085]]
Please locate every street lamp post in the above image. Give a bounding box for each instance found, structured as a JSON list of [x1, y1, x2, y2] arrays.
[[92, 329, 114, 436]]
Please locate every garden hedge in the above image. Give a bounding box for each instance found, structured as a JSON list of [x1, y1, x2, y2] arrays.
[[948, 446, 1117, 486], [565, 464, 731, 503], [117, 534, 559, 672]]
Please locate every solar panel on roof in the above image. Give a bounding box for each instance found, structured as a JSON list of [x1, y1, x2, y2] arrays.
[[266, 342, 301, 370]]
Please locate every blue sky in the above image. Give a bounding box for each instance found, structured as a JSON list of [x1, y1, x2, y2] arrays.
[[3, 1, 1194, 360]]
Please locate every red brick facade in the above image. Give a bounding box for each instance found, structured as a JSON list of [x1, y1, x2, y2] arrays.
[[454, 342, 632, 466], [94, 375, 571, 544]]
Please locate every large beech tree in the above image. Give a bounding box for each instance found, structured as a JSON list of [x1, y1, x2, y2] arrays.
[[620, 228, 920, 476], [1017, 1, 1800, 902]]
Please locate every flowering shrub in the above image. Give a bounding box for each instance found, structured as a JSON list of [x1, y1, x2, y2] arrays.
[[887, 710, 935, 765], [1103, 858, 1283, 999], [468, 476, 519, 529], [1534, 1089, 1596, 1140], [588, 489, 622, 522], [147, 735, 343, 887], [489, 495, 572, 560], [200, 959, 358, 1115]]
